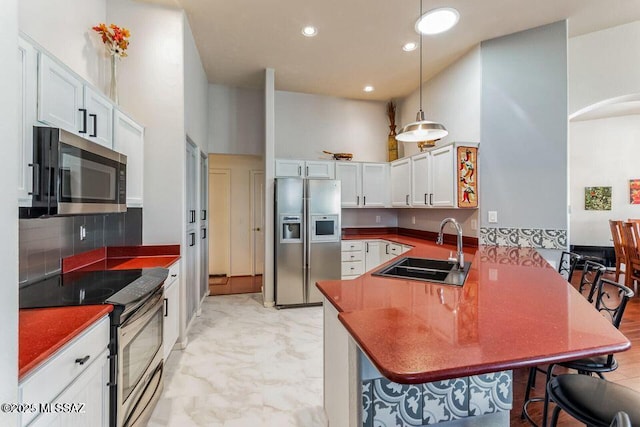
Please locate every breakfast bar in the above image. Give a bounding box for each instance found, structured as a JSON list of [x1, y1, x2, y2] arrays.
[[317, 237, 631, 427]]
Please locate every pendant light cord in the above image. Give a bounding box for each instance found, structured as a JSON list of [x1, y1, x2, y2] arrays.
[[419, 0, 423, 114]]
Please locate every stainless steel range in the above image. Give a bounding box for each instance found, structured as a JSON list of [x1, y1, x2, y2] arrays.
[[19, 267, 168, 427]]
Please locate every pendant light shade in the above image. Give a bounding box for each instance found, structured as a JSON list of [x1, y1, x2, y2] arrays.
[[396, 0, 448, 144]]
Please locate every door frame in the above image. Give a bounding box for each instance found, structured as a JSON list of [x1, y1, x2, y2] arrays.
[[250, 170, 265, 277], [209, 168, 231, 276]]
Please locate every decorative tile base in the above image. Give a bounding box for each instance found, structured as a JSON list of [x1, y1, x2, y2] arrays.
[[363, 371, 512, 427], [480, 227, 566, 250]]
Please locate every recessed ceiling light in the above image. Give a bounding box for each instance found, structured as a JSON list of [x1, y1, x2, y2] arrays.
[[402, 42, 418, 52], [301, 26, 318, 37], [415, 7, 459, 35], [363, 86, 375, 93]]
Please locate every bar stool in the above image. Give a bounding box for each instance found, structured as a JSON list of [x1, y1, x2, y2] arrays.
[[558, 251, 581, 282], [547, 375, 639, 426], [577, 260, 606, 303]]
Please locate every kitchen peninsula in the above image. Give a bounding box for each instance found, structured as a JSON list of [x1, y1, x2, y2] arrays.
[[317, 235, 630, 426]]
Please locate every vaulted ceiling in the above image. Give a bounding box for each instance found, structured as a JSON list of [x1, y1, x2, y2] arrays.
[[141, 0, 640, 101]]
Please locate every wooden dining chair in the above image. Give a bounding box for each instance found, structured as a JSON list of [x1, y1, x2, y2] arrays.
[[620, 222, 640, 288], [609, 220, 626, 283]]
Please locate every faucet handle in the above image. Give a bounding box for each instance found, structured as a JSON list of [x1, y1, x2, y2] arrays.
[[436, 235, 443, 245]]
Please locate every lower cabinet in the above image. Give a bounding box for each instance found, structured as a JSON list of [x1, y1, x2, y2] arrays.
[[19, 316, 110, 427], [342, 239, 413, 279], [341, 241, 364, 279], [163, 260, 181, 361]]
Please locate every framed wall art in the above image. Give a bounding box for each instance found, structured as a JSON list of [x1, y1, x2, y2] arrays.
[[585, 186, 612, 210], [630, 179, 640, 204], [457, 146, 478, 208]]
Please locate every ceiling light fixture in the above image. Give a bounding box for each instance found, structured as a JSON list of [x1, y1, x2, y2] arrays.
[[301, 26, 318, 37], [396, 0, 449, 145], [363, 86, 375, 93], [415, 7, 459, 35], [402, 42, 418, 52]]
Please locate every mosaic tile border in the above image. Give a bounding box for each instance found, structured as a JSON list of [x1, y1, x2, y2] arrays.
[[363, 371, 512, 427], [480, 227, 567, 250]]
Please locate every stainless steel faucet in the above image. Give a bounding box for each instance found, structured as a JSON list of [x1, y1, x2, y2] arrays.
[[436, 218, 464, 270]]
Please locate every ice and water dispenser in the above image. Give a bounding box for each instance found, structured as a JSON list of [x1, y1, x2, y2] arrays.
[[280, 215, 302, 243]]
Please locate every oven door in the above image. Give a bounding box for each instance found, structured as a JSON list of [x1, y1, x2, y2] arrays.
[[117, 289, 164, 427]]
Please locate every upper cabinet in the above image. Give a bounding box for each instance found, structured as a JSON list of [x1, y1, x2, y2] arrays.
[[113, 110, 144, 207], [39, 52, 114, 149], [275, 159, 335, 179], [18, 35, 145, 208], [398, 142, 479, 209], [335, 161, 389, 208]]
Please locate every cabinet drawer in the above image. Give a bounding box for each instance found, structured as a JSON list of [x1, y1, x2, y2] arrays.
[[341, 261, 364, 276], [341, 274, 360, 280], [341, 251, 363, 262], [20, 315, 110, 424], [389, 244, 402, 256], [341, 241, 364, 252]]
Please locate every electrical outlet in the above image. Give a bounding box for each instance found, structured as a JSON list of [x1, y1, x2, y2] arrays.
[[80, 224, 87, 241], [471, 219, 477, 230], [411, 216, 416, 225], [375, 215, 381, 224], [488, 211, 498, 223]]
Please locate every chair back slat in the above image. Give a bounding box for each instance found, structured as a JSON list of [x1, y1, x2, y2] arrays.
[[610, 220, 626, 260], [558, 251, 581, 282], [578, 260, 606, 303]]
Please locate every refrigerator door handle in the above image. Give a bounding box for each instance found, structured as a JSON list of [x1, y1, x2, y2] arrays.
[[303, 187, 309, 304]]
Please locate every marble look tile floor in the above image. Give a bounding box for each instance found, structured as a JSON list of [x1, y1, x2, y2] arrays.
[[148, 293, 327, 427]]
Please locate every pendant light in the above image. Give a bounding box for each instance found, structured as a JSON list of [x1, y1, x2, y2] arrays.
[[396, 0, 448, 144]]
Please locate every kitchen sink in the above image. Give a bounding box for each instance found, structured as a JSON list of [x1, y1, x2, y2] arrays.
[[372, 257, 471, 286]]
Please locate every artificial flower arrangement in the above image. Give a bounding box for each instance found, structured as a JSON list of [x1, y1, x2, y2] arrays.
[[92, 23, 131, 57]]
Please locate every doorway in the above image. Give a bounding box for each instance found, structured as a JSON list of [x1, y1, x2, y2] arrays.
[[208, 154, 264, 295]]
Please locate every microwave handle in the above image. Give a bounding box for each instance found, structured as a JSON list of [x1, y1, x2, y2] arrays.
[[28, 163, 40, 196]]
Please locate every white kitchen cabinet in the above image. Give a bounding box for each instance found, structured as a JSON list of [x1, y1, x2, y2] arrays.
[[335, 162, 361, 207], [430, 145, 456, 207], [390, 158, 412, 207], [163, 260, 181, 361], [341, 240, 364, 279], [83, 86, 114, 149], [37, 52, 84, 133], [18, 36, 38, 207], [335, 162, 389, 208], [411, 153, 430, 206], [275, 159, 335, 179], [388, 243, 403, 258], [113, 110, 144, 207], [364, 241, 382, 271], [20, 316, 110, 427]]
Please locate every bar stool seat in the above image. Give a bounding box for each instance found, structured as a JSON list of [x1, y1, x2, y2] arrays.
[[547, 374, 640, 427]]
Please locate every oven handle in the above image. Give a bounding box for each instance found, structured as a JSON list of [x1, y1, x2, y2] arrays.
[[122, 362, 163, 427], [120, 290, 164, 341]]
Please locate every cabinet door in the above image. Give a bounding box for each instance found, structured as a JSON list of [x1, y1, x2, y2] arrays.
[[113, 110, 144, 207], [335, 162, 361, 207], [388, 243, 403, 257], [305, 161, 335, 179], [430, 145, 455, 207], [390, 158, 411, 207], [38, 53, 84, 133], [163, 272, 180, 360], [84, 86, 114, 149], [411, 153, 430, 206], [364, 241, 382, 272], [18, 37, 38, 207], [275, 159, 304, 177], [361, 163, 389, 207]]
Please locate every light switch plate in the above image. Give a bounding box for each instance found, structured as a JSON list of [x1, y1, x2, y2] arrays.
[[488, 211, 498, 223]]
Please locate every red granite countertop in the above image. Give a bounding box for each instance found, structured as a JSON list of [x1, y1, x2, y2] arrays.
[[19, 305, 113, 379], [317, 235, 631, 384], [19, 245, 181, 379]]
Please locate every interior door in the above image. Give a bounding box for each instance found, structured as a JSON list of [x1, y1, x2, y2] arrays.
[[252, 171, 265, 278], [209, 169, 230, 276]]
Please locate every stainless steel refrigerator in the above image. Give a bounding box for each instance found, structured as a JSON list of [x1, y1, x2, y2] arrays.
[[275, 178, 341, 307]]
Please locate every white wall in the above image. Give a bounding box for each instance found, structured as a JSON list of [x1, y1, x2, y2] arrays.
[[0, 0, 19, 422], [398, 46, 481, 158], [342, 209, 398, 228], [19, 0, 108, 91], [397, 209, 478, 238], [208, 84, 264, 155], [275, 91, 388, 162], [569, 21, 640, 116], [570, 115, 640, 246], [183, 16, 208, 152], [108, 1, 185, 245]]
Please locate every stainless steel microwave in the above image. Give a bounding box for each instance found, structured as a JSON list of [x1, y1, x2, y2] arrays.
[[28, 127, 127, 216]]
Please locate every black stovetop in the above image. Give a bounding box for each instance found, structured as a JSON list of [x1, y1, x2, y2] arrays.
[[19, 268, 163, 309]]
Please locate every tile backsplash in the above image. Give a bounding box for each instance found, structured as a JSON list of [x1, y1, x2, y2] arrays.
[[19, 208, 142, 284]]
